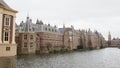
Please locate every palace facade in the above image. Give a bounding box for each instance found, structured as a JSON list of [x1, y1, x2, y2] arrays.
[[0, 0, 17, 57], [16, 17, 106, 54], [108, 32, 120, 46]]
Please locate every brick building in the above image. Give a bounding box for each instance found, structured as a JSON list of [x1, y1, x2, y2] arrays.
[[16, 17, 36, 54], [108, 32, 120, 46], [16, 17, 106, 54], [111, 38, 120, 46]]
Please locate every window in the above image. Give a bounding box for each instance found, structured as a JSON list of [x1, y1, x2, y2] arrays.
[[6, 47, 10, 51], [69, 36, 72, 42], [29, 29, 31, 31], [4, 32, 9, 41], [30, 42, 33, 47], [22, 29, 24, 31], [30, 35, 33, 39], [33, 28, 35, 31], [49, 28, 51, 31], [55, 29, 57, 32], [52, 29, 54, 32], [69, 31, 72, 35], [24, 35, 27, 39], [6, 18, 9, 25], [45, 28, 47, 31], [4, 15, 11, 26], [24, 42, 27, 47]]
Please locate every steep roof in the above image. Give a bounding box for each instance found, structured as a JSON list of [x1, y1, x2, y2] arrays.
[[0, 0, 17, 13]]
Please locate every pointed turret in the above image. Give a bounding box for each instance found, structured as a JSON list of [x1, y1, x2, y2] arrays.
[[36, 19, 39, 24], [108, 32, 111, 41], [22, 16, 33, 32], [36, 19, 43, 25], [108, 31, 111, 46]]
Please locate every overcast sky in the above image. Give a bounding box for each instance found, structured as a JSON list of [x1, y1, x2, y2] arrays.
[[4, 0, 120, 40]]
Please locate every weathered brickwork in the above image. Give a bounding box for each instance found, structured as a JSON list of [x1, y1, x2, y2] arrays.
[[15, 17, 106, 54]]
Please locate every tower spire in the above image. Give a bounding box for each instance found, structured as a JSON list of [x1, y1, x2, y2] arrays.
[[108, 31, 111, 40], [27, 12, 29, 19], [108, 31, 111, 46]]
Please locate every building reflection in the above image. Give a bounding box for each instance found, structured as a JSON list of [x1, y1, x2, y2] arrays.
[[0, 56, 16, 68]]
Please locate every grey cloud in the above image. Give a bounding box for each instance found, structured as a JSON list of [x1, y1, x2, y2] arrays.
[[4, 0, 120, 40]]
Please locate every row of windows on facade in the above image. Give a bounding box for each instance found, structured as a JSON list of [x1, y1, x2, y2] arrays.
[[45, 28, 57, 32], [24, 35, 33, 40], [24, 42, 33, 47], [23, 33, 61, 40], [16, 28, 57, 33]]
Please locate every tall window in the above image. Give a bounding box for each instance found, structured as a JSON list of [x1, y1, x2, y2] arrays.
[[4, 32, 9, 41], [45, 28, 47, 31], [4, 15, 11, 26], [24, 35, 27, 39], [49, 28, 51, 31], [30, 35, 33, 39], [6, 18, 9, 25], [24, 42, 27, 47], [30, 42, 33, 47]]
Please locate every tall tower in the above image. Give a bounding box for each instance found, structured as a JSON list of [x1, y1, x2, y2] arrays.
[[0, 0, 17, 57], [108, 32, 111, 46]]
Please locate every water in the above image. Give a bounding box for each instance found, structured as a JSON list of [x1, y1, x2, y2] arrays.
[[0, 48, 120, 68]]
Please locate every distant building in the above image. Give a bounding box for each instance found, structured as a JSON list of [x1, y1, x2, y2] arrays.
[[16, 17, 36, 54], [107, 32, 120, 47], [79, 29, 106, 49], [111, 38, 120, 46], [0, 0, 17, 57], [16, 17, 106, 54]]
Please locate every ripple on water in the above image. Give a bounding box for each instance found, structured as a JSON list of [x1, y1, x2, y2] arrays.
[[1, 48, 120, 68]]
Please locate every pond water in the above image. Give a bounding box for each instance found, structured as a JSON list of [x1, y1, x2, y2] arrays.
[[0, 48, 120, 68]]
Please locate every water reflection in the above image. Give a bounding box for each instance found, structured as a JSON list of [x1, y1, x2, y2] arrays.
[[17, 48, 120, 68], [0, 57, 16, 68], [0, 48, 120, 68]]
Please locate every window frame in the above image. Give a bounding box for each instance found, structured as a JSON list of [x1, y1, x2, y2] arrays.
[[30, 35, 33, 39], [4, 15, 11, 26], [24, 42, 27, 47], [24, 34, 27, 40], [4, 31, 9, 43], [30, 42, 33, 47]]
